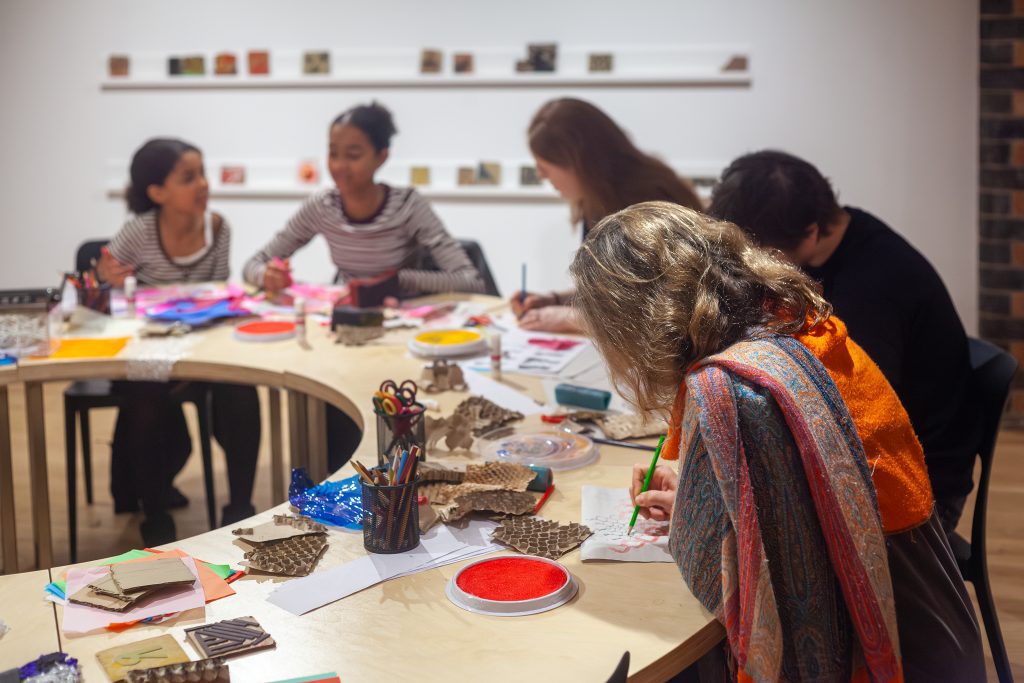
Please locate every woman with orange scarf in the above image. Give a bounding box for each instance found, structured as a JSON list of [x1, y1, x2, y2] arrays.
[[571, 202, 984, 682]]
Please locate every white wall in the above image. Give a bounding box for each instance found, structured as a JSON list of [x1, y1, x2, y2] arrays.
[[0, 0, 979, 330]]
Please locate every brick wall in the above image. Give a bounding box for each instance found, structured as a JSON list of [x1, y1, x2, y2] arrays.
[[980, 0, 1024, 425]]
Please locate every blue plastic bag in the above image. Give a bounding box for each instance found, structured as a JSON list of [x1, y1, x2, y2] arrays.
[[288, 468, 363, 530]]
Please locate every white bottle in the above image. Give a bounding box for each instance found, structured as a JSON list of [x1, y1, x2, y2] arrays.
[[489, 332, 502, 381], [124, 275, 137, 318], [294, 297, 307, 343]]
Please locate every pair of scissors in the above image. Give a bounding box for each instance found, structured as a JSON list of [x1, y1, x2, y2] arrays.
[[373, 395, 398, 416], [379, 379, 417, 407]]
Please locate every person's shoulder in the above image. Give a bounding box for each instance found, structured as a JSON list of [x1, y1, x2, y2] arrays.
[[116, 211, 156, 240], [211, 211, 230, 239], [845, 207, 928, 266]]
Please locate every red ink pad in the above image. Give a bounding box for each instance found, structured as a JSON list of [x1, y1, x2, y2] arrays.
[[234, 320, 297, 342], [447, 555, 577, 616]]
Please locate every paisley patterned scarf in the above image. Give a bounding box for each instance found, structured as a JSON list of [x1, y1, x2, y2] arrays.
[[668, 335, 903, 682]]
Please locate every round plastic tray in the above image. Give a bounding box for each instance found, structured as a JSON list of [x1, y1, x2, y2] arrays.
[[407, 328, 488, 358], [233, 320, 297, 342], [474, 426, 598, 471], [446, 555, 578, 617]]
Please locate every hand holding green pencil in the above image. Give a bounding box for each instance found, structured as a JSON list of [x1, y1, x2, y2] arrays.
[[628, 435, 667, 535]]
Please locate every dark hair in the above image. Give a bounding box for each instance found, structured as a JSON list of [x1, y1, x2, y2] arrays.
[[126, 138, 200, 214], [707, 150, 843, 251], [528, 98, 702, 226], [331, 101, 397, 152]]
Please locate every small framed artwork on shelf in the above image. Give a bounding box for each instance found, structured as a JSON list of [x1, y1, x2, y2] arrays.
[[303, 51, 330, 75], [248, 50, 270, 75], [588, 53, 613, 73], [476, 162, 502, 186], [215, 53, 237, 75], [420, 49, 442, 74], [108, 55, 129, 78], [457, 167, 477, 186], [453, 53, 474, 74], [182, 55, 205, 75], [221, 166, 246, 185], [722, 55, 748, 72], [410, 166, 431, 186], [517, 43, 558, 72], [298, 160, 320, 185], [167, 57, 182, 76], [520, 165, 541, 186]]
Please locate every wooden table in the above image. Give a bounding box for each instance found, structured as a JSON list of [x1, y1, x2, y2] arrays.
[[0, 296, 723, 680], [0, 570, 60, 671]]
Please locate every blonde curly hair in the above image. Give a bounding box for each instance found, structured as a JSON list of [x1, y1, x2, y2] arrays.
[[570, 201, 831, 413]]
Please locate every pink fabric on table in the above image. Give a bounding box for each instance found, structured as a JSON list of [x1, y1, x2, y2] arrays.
[[61, 556, 205, 636]]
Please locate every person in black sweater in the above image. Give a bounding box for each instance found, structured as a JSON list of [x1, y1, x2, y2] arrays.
[[708, 150, 981, 535]]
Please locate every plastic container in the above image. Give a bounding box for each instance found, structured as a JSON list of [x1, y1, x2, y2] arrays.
[[475, 426, 598, 472], [446, 555, 578, 616]]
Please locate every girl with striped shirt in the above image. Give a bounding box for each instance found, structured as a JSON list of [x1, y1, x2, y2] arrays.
[[97, 138, 260, 546], [242, 102, 484, 297], [244, 102, 485, 472]]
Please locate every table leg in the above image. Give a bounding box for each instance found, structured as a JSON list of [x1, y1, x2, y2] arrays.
[[268, 388, 284, 503], [306, 396, 327, 483], [287, 391, 309, 475], [25, 382, 53, 569], [0, 386, 18, 574]]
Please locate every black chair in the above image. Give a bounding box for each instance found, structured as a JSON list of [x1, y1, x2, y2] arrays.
[[947, 338, 1017, 683], [64, 240, 218, 562], [415, 238, 501, 297], [606, 651, 629, 683]]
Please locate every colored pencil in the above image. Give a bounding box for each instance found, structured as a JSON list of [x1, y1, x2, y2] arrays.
[[533, 484, 555, 514], [520, 263, 526, 305], [628, 435, 666, 535]]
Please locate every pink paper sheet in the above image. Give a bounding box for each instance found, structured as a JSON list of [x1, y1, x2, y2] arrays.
[[62, 556, 205, 636]]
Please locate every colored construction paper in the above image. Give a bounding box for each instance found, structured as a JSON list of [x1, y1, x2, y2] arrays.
[[48, 337, 130, 359], [62, 556, 204, 635]]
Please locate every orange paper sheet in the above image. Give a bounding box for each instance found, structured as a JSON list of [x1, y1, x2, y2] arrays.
[[50, 337, 130, 359]]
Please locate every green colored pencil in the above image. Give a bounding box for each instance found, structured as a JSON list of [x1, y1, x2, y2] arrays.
[[628, 435, 666, 535]]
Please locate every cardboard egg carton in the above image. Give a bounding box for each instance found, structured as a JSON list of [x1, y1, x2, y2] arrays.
[[491, 517, 593, 560], [242, 534, 328, 577], [125, 657, 230, 682], [465, 462, 535, 490]]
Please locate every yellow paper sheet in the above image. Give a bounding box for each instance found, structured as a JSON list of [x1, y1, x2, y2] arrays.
[[50, 337, 130, 359]]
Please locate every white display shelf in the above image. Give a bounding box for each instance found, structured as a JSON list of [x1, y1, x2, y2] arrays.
[[100, 45, 751, 90], [101, 72, 751, 90], [105, 184, 565, 202], [104, 158, 720, 203]]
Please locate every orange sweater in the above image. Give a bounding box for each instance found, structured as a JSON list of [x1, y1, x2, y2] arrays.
[[665, 316, 932, 533]]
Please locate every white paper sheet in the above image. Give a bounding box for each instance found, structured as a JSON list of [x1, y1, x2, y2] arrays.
[[462, 314, 591, 377], [460, 368, 544, 416], [580, 486, 673, 562], [267, 521, 500, 615]]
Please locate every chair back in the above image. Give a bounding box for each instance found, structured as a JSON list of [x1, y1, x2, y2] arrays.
[[75, 240, 109, 274], [605, 651, 630, 683], [966, 338, 1017, 565], [415, 239, 500, 297]]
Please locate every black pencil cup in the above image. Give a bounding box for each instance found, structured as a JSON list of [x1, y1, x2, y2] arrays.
[[360, 475, 420, 554], [375, 404, 426, 467]]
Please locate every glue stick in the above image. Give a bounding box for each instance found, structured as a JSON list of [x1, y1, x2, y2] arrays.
[[124, 275, 137, 318], [489, 332, 502, 381], [295, 297, 306, 343]]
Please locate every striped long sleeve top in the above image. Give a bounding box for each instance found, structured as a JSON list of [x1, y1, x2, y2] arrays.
[[107, 211, 231, 285], [242, 186, 484, 295]]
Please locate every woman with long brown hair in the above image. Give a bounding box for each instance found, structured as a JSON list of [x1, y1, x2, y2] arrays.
[[571, 201, 984, 682], [511, 98, 701, 332]]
